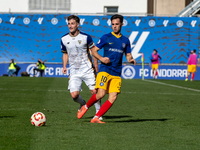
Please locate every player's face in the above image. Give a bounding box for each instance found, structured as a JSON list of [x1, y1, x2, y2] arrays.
[[153, 50, 157, 54], [68, 19, 79, 34], [111, 18, 123, 35]]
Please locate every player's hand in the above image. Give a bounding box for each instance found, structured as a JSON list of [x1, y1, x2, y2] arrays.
[[130, 59, 136, 65], [101, 57, 110, 64], [62, 67, 67, 74]]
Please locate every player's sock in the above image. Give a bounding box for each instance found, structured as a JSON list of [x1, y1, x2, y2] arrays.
[[191, 73, 195, 80], [95, 100, 112, 118], [155, 71, 158, 78], [73, 95, 85, 105], [94, 99, 101, 114], [86, 94, 99, 108]]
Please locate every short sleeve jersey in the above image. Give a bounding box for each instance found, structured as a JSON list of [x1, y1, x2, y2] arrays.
[[61, 31, 95, 74], [96, 32, 131, 76]]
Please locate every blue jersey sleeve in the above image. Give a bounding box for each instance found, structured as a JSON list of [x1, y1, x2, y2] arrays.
[[96, 35, 106, 49], [87, 35, 95, 49], [61, 39, 67, 53]]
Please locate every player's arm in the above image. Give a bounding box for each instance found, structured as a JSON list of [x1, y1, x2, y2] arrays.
[[125, 40, 136, 65], [62, 52, 68, 74], [61, 38, 68, 74], [126, 53, 136, 65], [92, 53, 99, 73], [91, 46, 110, 64]]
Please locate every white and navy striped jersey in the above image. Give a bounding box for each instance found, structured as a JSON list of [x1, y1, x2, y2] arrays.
[[61, 31, 95, 74]]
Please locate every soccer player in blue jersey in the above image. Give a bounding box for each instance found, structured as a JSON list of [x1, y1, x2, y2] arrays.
[[77, 14, 136, 123], [61, 15, 101, 117]]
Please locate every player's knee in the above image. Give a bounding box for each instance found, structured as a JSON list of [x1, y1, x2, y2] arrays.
[[96, 92, 105, 100], [108, 94, 117, 103], [71, 92, 79, 99]]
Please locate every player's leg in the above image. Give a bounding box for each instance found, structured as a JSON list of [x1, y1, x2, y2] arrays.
[[90, 89, 103, 120], [83, 72, 102, 116], [77, 72, 109, 119], [68, 74, 86, 110], [152, 65, 155, 79], [71, 91, 86, 110], [185, 65, 191, 81], [91, 75, 121, 123], [154, 68, 158, 79], [191, 65, 196, 81]]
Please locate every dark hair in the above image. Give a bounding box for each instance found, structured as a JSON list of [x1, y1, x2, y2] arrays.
[[111, 14, 124, 23], [153, 49, 157, 53], [67, 15, 80, 23], [193, 49, 196, 53], [11, 59, 14, 63]]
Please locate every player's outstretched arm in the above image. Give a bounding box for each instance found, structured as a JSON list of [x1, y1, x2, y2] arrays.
[[62, 53, 68, 74], [126, 53, 136, 65], [91, 46, 110, 64]]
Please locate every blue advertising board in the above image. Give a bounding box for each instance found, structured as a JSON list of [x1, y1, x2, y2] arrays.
[[1, 63, 199, 80], [0, 14, 199, 64]]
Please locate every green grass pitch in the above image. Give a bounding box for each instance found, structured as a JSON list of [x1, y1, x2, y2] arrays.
[[0, 77, 200, 150]]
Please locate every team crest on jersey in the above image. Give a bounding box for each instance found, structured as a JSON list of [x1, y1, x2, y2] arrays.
[[122, 43, 126, 48], [78, 40, 82, 44], [100, 82, 104, 86]]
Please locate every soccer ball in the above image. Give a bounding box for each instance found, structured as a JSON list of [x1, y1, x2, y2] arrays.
[[31, 112, 46, 126]]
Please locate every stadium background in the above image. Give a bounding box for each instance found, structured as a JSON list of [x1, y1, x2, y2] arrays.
[[0, 0, 200, 80]]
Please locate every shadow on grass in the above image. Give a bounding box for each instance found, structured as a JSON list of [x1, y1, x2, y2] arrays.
[[112, 118, 170, 123], [85, 115, 132, 120], [0, 116, 15, 119]]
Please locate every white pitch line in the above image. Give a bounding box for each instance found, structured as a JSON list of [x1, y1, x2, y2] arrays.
[[0, 88, 200, 95], [144, 80, 200, 93]]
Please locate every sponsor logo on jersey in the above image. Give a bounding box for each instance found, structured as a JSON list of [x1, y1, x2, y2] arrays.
[[109, 48, 123, 53], [109, 42, 114, 44]]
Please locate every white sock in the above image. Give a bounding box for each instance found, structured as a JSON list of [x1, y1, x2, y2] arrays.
[[94, 99, 101, 114], [73, 95, 85, 105]]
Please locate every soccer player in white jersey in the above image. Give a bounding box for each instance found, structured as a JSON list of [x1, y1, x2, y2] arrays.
[[61, 15, 102, 118]]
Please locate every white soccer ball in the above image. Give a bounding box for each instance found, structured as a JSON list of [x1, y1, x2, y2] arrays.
[[31, 112, 46, 126]]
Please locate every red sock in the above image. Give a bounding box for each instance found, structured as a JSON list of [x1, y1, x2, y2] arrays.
[[155, 71, 158, 76], [186, 76, 188, 79], [86, 94, 99, 108], [191, 73, 195, 80], [95, 100, 112, 118]]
